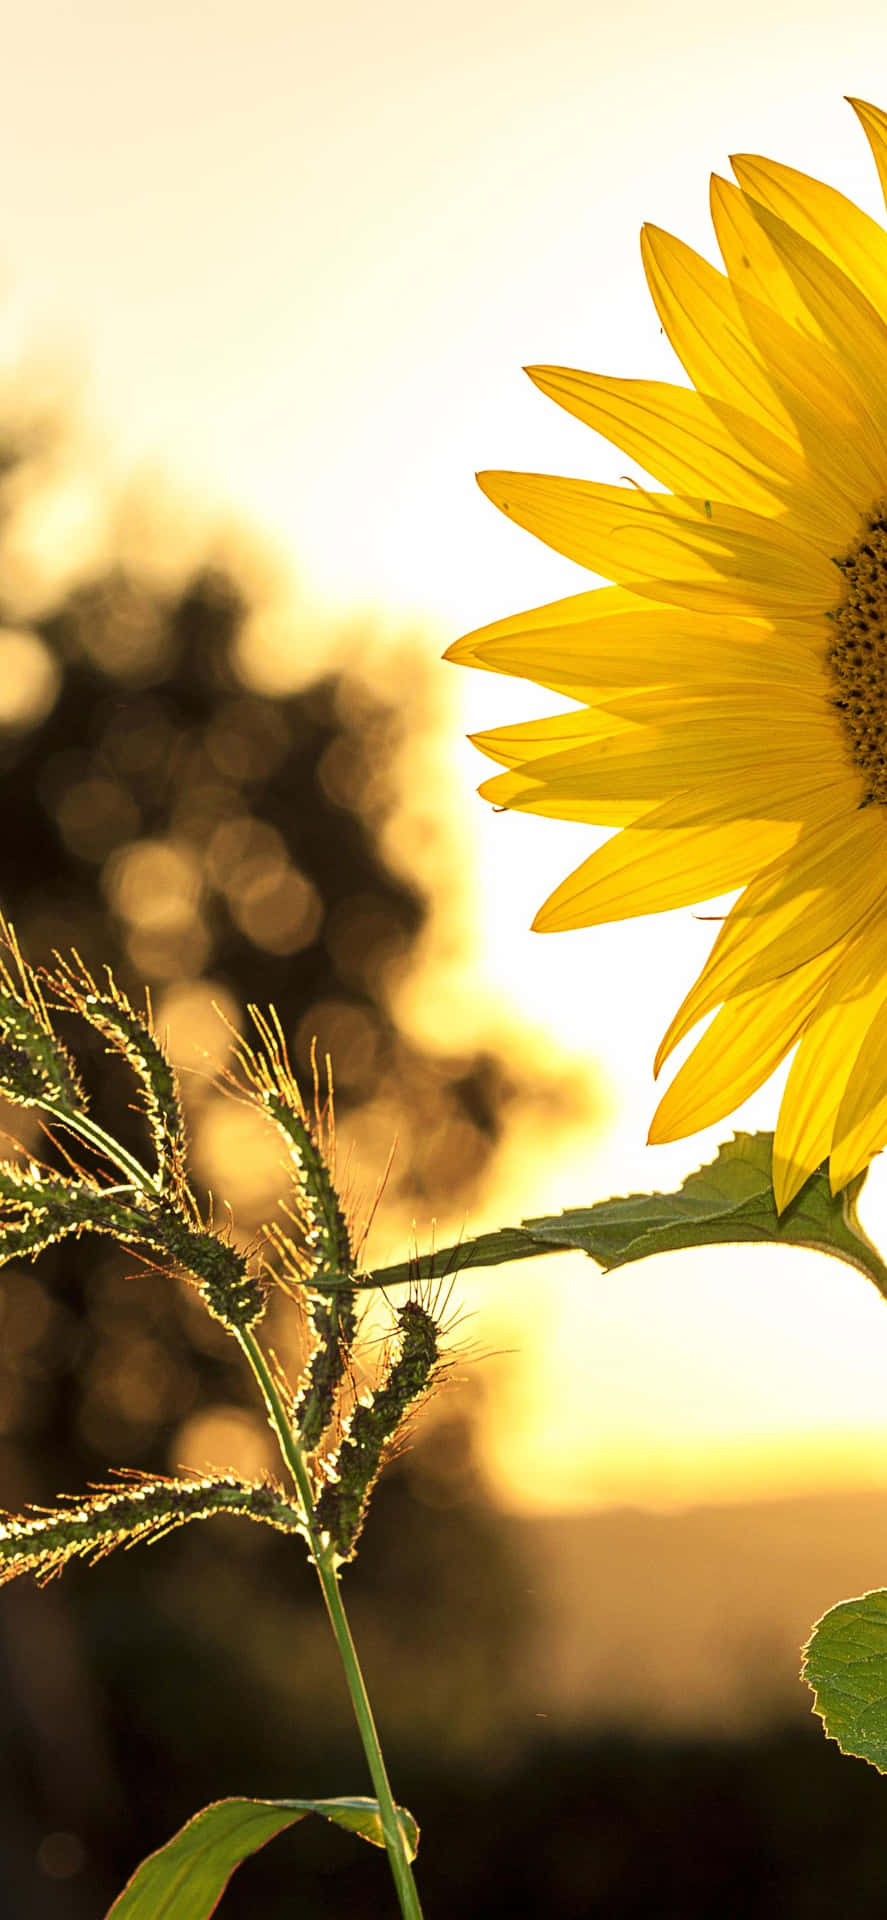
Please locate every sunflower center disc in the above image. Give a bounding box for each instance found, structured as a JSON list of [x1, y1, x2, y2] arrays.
[[828, 505, 887, 805]]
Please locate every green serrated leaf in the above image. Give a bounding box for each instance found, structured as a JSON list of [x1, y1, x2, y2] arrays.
[[362, 1131, 887, 1299], [803, 1590, 887, 1771], [106, 1794, 419, 1919]]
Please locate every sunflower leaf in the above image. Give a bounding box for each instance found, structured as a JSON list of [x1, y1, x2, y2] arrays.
[[361, 1131, 887, 1298], [803, 1590, 887, 1772], [106, 1795, 419, 1918]]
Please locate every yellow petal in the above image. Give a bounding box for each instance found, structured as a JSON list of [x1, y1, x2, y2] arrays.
[[641, 224, 887, 498], [649, 944, 843, 1142], [477, 765, 650, 827], [729, 152, 887, 327], [831, 993, 887, 1190], [446, 583, 649, 668], [525, 364, 856, 541], [512, 782, 836, 839], [711, 172, 817, 333], [478, 698, 840, 807], [773, 914, 887, 1210], [447, 590, 825, 700], [655, 796, 885, 1070], [848, 97, 887, 213], [473, 702, 653, 824], [488, 743, 848, 829], [727, 186, 887, 452], [594, 681, 828, 725], [476, 471, 839, 615], [470, 704, 634, 769], [641, 223, 803, 436], [532, 804, 801, 932]]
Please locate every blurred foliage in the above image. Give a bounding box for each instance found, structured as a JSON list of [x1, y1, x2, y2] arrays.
[[0, 406, 584, 1914], [0, 406, 591, 1482]]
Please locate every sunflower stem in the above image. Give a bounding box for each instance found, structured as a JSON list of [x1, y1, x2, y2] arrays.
[[237, 1324, 424, 1920], [841, 1178, 887, 1295]]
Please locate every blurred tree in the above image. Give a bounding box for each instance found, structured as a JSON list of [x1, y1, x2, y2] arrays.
[[0, 409, 593, 1472], [0, 409, 583, 1915]]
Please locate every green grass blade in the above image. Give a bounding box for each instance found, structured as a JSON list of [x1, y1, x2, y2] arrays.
[[106, 1795, 420, 1917]]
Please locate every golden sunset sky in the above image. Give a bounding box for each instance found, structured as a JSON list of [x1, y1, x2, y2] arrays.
[[7, 0, 887, 1511]]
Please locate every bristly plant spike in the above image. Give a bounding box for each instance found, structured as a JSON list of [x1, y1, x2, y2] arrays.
[[0, 924, 435, 1917], [447, 94, 887, 1215], [227, 1006, 355, 1285], [315, 1300, 441, 1561], [222, 1008, 361, 1451], [48, 954, 188, 1191], [0, 1473, 307, 1585], [0, 940, 266, 1333], [0, 922, 83, 1116]]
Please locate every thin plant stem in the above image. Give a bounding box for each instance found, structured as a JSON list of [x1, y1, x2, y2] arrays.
[[30, 1093, 422, 1914], [237, 1325, 424, 1920], [44, 1105, 161, 1192]]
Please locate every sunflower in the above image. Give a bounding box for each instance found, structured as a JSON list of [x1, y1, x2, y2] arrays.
[[445, 98, 887, 1213]]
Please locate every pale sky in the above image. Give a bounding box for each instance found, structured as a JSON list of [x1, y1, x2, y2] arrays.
[[7, 0, 887, 1509]]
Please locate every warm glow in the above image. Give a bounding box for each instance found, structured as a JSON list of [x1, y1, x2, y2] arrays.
[[5, 2, 887, 1513], [173, 1405, 279, 1484], [0, 629, 59, 728]]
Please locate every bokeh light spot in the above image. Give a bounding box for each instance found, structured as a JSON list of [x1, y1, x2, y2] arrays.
[[193, 1098, 288, 1217], [0, 627, 60, 729], [37, 1833, 86, 1880], [55, 775, 140, 861], [324, 891, 409, 990], [172, 1404, 278, 1482], [231, 865, 323, 954], [68, 572, 170, 681], [233, 603, 329, 697], [205, 697, 291, 781], [154, 978, 241, 1081], [103, 837, 202, 934], [296, 997, 382, 1095]]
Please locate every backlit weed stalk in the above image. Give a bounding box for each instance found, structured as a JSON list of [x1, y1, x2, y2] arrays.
[[0, 925, 438, 1918]]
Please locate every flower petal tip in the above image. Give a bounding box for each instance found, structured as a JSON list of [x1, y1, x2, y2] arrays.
[[646, 1097, 685, 1145], [827, 1155, 867, 1200], [652, 1029, 678, 1081], [772, 1161, 804, 1217], [475, 470, 499, 504]]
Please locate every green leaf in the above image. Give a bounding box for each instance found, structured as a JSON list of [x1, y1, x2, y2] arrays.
[[362, 1131, 887, 1299], [106, 1795, 419, 1918], [804, 1590, 887, 1771]]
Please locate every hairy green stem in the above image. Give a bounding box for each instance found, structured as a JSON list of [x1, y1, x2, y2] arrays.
[[237, 1325, 424, 1920], [43, 1105, 160, 1193], [32, 1091, 422, 1912]]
